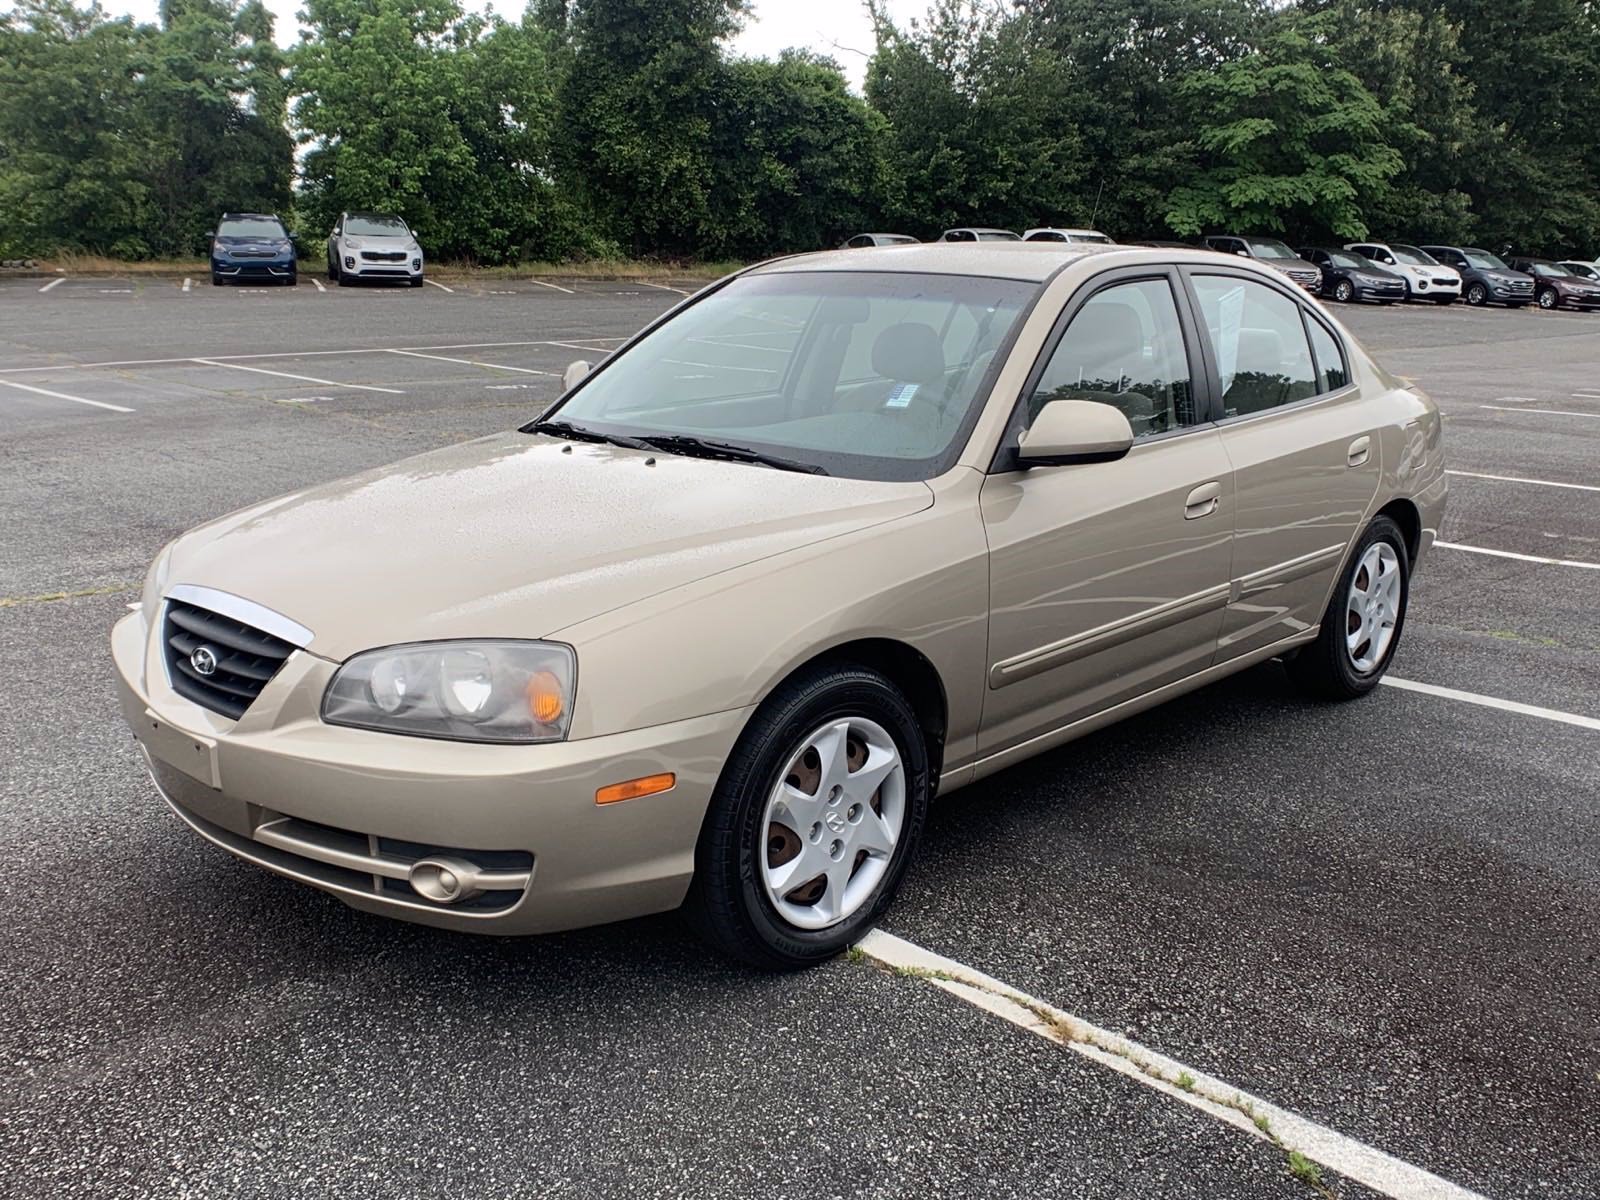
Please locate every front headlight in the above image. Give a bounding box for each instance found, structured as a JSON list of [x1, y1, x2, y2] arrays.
[[140, 544, 174, 617], [344, 237, 364, 250], [322, 640, 576, 743]]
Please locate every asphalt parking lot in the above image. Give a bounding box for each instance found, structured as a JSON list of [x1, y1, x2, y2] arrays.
[[1, 274, 1595, 1198]]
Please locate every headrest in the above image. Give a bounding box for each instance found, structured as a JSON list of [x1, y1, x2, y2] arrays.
[[871, 322, 944, 386]]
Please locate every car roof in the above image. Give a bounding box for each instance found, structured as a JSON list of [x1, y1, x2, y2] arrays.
[[749, 243, 1210, 283], [945, 227, 1016, 234]]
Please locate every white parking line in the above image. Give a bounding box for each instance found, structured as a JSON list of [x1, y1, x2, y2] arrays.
[[0, 378, 133, 413], [0, 337, 634, 374], [182, 277, 192, 293], [191, 358, 404, 395], [1480, 404, 1600, 419], [384, 349, 555, 376], [641, 281, 690, 296], [528, 279, 575, 294], [38, 277, 63, 293], [423, 278, 453, 293], [857, 931, 1486, 1200], [1445, 470, 1600, 493], [1434, 540, 1599, 569], [1381, 677, 1600, 732], [545, 341, 614, 354], [311, 277, 326, 293]]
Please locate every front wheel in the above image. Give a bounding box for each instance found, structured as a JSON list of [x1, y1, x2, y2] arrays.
[[1465, 282, 1488, 306], [1333, 278, 1355, 303], [409, 275, 425, 289], [685, 664, 930, 969], [1286, 516, 1410, 700], [1538, 287, 1559, 310]]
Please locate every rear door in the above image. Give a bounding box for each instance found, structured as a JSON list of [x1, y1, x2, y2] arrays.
[[978, 268, 1234, 754], [1182, 267, 1382, 661]]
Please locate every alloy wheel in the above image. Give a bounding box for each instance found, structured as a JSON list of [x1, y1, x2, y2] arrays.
[[1334, 279, 1354, 302], [759, 716, 906, 930], [1467, 283, 1487, 305], [1539, 288, 1557, 309], [1345, 542, 1402, 674]]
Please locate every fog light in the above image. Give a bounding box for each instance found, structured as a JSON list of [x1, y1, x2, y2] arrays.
[[344, 256, 355, 269], [408, 856, 482, 904]]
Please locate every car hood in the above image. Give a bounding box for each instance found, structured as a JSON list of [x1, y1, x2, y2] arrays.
[[340, 234, 414, 249], [162, 433, 933, 660], [214, 235, 290, 252], [1264, 257, 1322, 274]]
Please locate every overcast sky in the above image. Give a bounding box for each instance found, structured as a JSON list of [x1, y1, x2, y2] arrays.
[[94, 0, 929, 90]]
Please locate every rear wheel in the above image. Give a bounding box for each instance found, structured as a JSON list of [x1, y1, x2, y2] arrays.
[[1465, 281, 1488, 306], [685, 663, 930, 969], [1286, 516, 1410, 700]]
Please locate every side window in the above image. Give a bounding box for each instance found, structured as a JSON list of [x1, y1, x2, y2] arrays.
[[1191, 275, 1318, 416], [1306, 318, 1348, 393], [847, 236, 871, 248], [1028, 278, 1197, 437]]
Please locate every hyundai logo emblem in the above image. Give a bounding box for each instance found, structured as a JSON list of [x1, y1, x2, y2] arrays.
[[190, 645, 219, 677]]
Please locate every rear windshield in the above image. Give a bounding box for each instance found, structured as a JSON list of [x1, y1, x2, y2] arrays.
[[217, 217, 285, 238], [541, 271, 1037, 480], [976, 231, 1022, 241], [345, 215, 409, 236]]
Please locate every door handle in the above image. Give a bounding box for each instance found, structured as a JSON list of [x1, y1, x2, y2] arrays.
[[1184, 481, 1221, 520], [1347, 436, 1371, 467]]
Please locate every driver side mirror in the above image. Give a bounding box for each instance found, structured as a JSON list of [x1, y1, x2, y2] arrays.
[[562, 360, 592, 391], [1017, 399, 1134, 467], [1235, 249, 1250, 257]]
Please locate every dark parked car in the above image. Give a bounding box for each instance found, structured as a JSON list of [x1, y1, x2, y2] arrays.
[[1419, 246, 1533, 307], [208, 213, 297, 286], [940, 227, 1022, 242], [1298, 247, 1407, 304], [1504, 257, 1600, 310], [1202, 235, 1322, 293], [842, 233, 919, 248]]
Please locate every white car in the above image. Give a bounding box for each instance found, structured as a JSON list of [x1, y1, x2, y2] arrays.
[[1024, 227, 1115, 244], [1344, 241, 1461, 304], [326, 212, 425, 287], [1558, 259, 1600, 282]]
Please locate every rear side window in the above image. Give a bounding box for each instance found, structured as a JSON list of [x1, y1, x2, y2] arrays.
[[1306, 319, 1348, 393], [847, 236, 872, 248], [1028, 278, 1197, 437], [1191, 276, 1317, 416]]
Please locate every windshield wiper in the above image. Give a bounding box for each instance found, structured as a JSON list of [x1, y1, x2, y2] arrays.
[[526, 418, 654, 452], [638, 434, 829, 475]]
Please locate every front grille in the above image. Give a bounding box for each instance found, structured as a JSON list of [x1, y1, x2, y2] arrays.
[[1434, 277, 1457, 285], [233, 250, 276, 259], [1508, 279, 1534, 294], [1284, 268, 1320, 289], [360, 250, 406, 262], [162, 598, 294, 720]]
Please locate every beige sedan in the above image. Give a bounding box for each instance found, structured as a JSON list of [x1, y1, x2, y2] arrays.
[[113, 245, 1446, 968]]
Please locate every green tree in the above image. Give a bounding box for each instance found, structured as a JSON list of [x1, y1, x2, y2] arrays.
[[0, 0, 158, 257], [1163, 12, 1403, 240]]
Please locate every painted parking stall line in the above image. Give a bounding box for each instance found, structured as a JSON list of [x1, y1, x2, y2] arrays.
[[0, 378, 133, 413], [1433, 540, 1599, 570], [1481, 404, 1600, 419], [528, 279, 574, 294], [384, 348, 556, 376], [423, 278, 453, 293], [1381, 677, 1600, 732], [37, 277, 63, 293], [191, 357, 404, 395], [1445, 469, 1600, 494], [857, 931, 1488, 1200]]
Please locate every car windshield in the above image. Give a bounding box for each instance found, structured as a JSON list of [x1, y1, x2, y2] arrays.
[[1389, 245, 1437, 266], [1027, 231, 1068, 242], [976, 231, 1022, 241], [537, 271, 1037, 481], [217, 217, 284, 238], [1463, 250, 1508, 269], [1323, 250, 1365, 268], [1074, 232, 1113, 244], [345, 215, 408, 237], [1246, 238, 1297, 259], [1532, 262, 1572, 277]]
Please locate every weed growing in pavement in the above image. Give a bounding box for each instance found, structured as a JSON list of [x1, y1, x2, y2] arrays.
[[1177, 1071, 1196, 1093], [1288, 1152, 1323, 1187]]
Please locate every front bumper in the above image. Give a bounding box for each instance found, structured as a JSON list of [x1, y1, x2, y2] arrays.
[[1355, 282, 1407, 302], [1405, 276, 1461, 297], [112, 609, 748, 934], [212, 257, 295, 279], [340, 251, 424, 279]]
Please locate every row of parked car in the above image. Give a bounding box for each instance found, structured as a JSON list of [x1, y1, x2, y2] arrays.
[[845, 227, 1600, 311], [207, 210, 425, 287]]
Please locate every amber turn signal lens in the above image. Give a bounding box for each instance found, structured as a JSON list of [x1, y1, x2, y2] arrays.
[[525, 670, 565, 724], [595, 773, 676, 806]]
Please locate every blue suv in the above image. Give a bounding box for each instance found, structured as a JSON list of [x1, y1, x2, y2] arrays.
[[209, 213, 298, 286]]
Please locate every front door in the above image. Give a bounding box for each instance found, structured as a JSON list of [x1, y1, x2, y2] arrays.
[[978, 271, 1235, 756], [1183, 269, 1382, 660]]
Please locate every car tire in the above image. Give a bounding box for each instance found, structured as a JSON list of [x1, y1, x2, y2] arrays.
[[210, 273, 224, 287], [284, 272, 296, 287], [327, 260, 337, 282], [1537, 287, 1558, 309], [1465, 282, 1488, 306], [410, 275, 425, 288], [336, 268, 352, 287], [684, 662, 931, 970], [1333, 279, 1355, 303], [1285, 515, 1410, 701]]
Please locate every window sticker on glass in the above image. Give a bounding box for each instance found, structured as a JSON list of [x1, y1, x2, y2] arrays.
[[1214, 283, 1244, 394], [884, 383, 919, 409]]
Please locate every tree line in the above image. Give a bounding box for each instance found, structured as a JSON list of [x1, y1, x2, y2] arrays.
[[3, 0, 1598, 264]]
